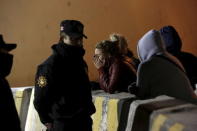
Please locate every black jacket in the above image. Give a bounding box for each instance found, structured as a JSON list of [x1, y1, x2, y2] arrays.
[[0, 77, 21, 131], [160, 26, 197, 89], [174, 52, 197, 90], [34, 43, 95, 124]]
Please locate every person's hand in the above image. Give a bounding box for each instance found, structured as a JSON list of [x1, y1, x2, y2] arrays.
[[128, 82, 138, 95], [45, 123, 53, 130], [93, 55, 105, 69]]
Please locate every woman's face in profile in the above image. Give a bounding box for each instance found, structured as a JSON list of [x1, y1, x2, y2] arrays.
[[93, 48, 107, 68], [94, 48, 106, 62]]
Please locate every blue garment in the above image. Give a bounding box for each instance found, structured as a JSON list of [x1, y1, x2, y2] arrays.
[[160, 26, 197, 89]]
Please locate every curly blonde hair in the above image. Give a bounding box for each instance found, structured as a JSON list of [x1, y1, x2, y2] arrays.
[[95, 40, 120, 57], [109, 33, 128, 55]]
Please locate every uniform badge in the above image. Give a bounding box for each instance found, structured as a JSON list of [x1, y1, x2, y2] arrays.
[[37, 76, 47, 88]]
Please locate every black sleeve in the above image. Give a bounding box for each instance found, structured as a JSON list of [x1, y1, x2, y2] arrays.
[[33, 65, 54, 124], [188, 54, 197, 89], [136, 62, 151, 99]]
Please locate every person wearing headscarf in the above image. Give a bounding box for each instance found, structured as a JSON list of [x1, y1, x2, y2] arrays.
[[160, 26, 197, 90], [130, 30, 197, 104]]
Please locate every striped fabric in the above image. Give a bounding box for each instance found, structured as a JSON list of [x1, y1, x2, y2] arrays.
[[11, 87, 33, 131], [150, 104, 197, 131]]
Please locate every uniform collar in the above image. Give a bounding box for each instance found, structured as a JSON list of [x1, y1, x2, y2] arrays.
[[52, 42, 85, 58]]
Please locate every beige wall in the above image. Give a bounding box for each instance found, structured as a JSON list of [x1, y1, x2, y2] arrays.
[[0, 0, 197, 87]]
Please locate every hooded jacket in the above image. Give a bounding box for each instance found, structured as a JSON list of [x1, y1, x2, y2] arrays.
[[160, 26, 197, 89], [34, 43, 95, 124], [136, 30, 197, 104]]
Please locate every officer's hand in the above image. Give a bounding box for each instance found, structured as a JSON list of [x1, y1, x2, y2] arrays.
[[45, 123, 53, 130]]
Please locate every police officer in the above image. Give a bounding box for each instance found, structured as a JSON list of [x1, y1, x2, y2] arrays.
[[34, 20, 96, 131], [0, 35, 21, 131]]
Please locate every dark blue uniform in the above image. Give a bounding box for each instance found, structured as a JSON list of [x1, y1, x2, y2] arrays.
[[34, 43, 95, 131]]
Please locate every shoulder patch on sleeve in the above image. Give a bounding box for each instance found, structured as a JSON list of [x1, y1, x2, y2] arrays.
[[37, 76, 47, 88]]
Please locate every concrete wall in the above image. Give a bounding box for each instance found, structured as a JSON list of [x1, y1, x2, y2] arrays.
[[13, 88, 197, 131], [0, 0, 197, 86]]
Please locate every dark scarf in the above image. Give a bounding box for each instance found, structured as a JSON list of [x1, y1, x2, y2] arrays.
[[52, 43, 85, 58], [0, 53, 13, 77]]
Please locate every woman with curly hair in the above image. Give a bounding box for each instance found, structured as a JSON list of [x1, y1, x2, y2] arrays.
[[93, 40, 136, 93], [109, 33, 140, 69]]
